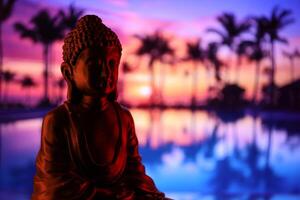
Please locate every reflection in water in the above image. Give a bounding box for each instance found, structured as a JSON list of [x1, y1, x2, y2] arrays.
[[1, 109, 300, 199], [0, 118, 41, 195]]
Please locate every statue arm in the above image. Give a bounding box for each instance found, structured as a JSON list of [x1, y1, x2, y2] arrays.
[[31, 111, 96, 200], [124, 110, 168, 199]]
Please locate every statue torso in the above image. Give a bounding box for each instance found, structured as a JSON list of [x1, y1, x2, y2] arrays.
[[79, 103, 120, 165], [63, 101, 127, 184]]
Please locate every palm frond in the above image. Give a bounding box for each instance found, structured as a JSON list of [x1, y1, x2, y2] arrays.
[[14, 23, 38, 42], [58, 4, 84, 30], [0, 0, 17, 22], [277, 36, 288, 44], [207, 28, 225, 37], [15, 9, 64, 44]]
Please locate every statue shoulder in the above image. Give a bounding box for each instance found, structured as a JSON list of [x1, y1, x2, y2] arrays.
[[114, 102, 135, 126], [42, 104, 69, 131], [115, 102, 132, 117]]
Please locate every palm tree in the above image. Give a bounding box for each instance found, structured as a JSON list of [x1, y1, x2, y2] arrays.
[[2, 69, 15, 103], [14, 9, 64, 105], [184, 39, 205, 108], [58, 4, 84, 30], [135, 32, 174, 106], [263, 6, 294, 104], [282, 48, 300, 82], [0, 0, 17, 102], [295, 49, 300, 78], [242, 17, 268, 104], [20, 75, 36, 105], [207, 12, 251, 83], [206, 42, 224, 83], [250, 45, 267, 104]]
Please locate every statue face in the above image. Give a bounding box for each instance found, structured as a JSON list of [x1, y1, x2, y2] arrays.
[[72, 46, 120, 97]]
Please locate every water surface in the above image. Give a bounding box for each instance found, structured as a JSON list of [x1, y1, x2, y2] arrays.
[[1, 109, 300, 200]]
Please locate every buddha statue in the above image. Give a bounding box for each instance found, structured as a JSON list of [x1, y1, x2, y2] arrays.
[[31, 15, 171, 200]]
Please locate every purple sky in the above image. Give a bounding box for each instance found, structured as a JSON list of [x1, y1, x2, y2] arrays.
[[2, 0, 300, 104]]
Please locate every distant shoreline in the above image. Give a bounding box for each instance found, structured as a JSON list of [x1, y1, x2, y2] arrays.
[[1, 105, 300, 123]]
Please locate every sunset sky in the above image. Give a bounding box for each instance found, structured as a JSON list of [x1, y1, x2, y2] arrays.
[[2, 0, 300, 105]]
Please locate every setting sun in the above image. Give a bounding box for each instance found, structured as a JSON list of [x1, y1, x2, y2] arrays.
[[138, 85, 152, 97]]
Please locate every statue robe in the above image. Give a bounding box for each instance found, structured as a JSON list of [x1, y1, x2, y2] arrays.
[[31, 101, 165, 200]]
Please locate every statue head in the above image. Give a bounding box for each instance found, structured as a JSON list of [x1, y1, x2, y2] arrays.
[[61, 15, 122, 103]]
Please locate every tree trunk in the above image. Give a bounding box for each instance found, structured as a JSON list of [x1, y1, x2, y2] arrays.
[[3, 81, 6, 104], [205, 64, 211, 100], [252, 61, 260, 104], [290, 58, 295, 82], [191, 62, 198, 108], [0, 23, 3, 103], [43, 44, 49, 102], [149, 58, 155, 107], [26, 88, 31, 107], [270, 41, 275, 84], [4, 81, 8, 104], [270, 41, 276, 106], [159, 63, 166, 106], [235, 56, 241, 84]]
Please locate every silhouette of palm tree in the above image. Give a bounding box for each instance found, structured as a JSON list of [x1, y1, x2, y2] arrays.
[[263, 6, 294, 105], [58, 4, 84, 30], [206, 42, 224, 83], [207, 12, 251, 83], [14, 9, 64, 105], [20, 75, 36, 106], [282, 48, 300, 82], [2, 69, 15, 103], [295, 49, 300, 78], [135, 32, 174, 106], [242, 17, 269, 103], [202, 122, 221, 159], [184, 39, 205, 108], [0, 0, 17, 102]]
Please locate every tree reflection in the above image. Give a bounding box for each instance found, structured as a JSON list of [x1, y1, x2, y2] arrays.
[[201, 122, 220, 159], [182, 110, 205, 161], [243, 116, 262, 187], [260, 113, 283, 192], [210, 156, 246, 193], [140, 109, 173, 164]]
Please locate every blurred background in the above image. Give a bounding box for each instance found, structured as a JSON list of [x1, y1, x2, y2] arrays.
[[1, 0, 300, 199]]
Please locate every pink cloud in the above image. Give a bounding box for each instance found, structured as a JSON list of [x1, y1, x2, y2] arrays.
[[103, 10, 178, 36], [287, 36, 300, 49], [103, 0, 128, 7], [96, 8, 218, 41]]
